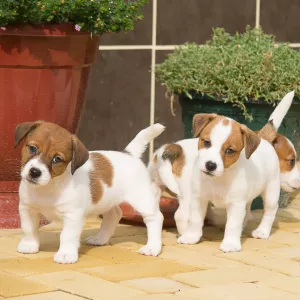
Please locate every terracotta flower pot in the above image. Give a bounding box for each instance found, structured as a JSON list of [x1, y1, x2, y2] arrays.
[[120, 196, 179, 227], [0, 23, 99, 228]]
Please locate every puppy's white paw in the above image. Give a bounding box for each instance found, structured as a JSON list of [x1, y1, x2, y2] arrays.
[[220, 238, 242, 253], [17, 239, 39, 254], [138, 243, 161, 257], [85, 235, 109, 246], [54, 251, 78, 264], [252, 227, 270, 240], [177, 234, 201, 245]]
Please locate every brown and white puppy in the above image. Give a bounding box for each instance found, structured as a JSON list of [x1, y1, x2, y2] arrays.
[[16, 121, 165, 263], [149, 91, 299, 249]]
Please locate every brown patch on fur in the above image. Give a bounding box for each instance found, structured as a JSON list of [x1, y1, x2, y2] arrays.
[[192, 113, 217, 137], [162, 144, 185, 177], [257, 121, 277, 143], [273, 134, 296, 173], [153, 154, 158, 164], [221, 120, 244, 168], [17, 122, 89, 178], [240, 124, 261, 159], [89, 152, 114, 204]]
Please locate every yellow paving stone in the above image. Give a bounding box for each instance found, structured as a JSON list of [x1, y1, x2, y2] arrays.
[[218, 251, 300, 276], [80, 244, 156, 264], [172, 266, 281, 287], [120, 277, 193, 293], [263, 247, 300, 259], [132, 294, 194, 300], [261, 274, 300, 294], [0, 272, 54, 298], [0, 255, 110, 277], [80, 260, 201, 281], [0, 229, 22, 237], [27, 271, 145, 299], [7, 291, 85, 300], [0, 252, 18, 260], [202, 226, 224, 240], [160, 246, 246, 269], [110, 235, 146, 251], [267, 230, 300, 246], [176, 283, 297, 300]]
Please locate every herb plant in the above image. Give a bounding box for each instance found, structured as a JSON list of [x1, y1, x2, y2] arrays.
[[0, 0, 148, 35], [155, 26, 300, 120]]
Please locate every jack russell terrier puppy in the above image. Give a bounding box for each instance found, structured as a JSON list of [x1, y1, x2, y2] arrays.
[[15, 121, 165, 263], [149, 91, 299, 251]]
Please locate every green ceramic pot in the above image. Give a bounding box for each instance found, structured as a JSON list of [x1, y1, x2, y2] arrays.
[[179, 92, 300, 210]]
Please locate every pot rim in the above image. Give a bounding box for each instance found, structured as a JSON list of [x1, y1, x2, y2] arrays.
[[0, 23, 98, 37]]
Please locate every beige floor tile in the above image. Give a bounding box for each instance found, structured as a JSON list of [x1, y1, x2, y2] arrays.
[[218, 251, 300, 276], [6, 291, 85, 300], [120, 277, 193, 293], [172, 266, 280, 287], [0, 255, 110, 277], [0, 252, 18, 260], [27, 271, 145, 299], [0, 272, 54, 298], [160, 246, 246, 269], [267, 230, 300, 246], [132, 294, 194, 300], [176, 283, 297, 300], [263, 247, 300, 259], [80, 244, 156, 264], [0, 229, 22, 237], [262, 274, 300, 294], [80, 260, 200, 281]]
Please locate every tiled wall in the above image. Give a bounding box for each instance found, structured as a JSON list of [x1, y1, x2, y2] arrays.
[[78, 0, 300, 162]]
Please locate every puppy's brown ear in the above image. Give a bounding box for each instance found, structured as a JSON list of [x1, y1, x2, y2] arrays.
[[71, 135, 89, 175], [192, 113, 217, 137], [14, 121, 44, 148], [241, 125, 261, 159]]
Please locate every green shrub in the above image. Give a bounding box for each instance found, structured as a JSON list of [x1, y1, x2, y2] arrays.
[[0, 0, 148, 35], [155, 26, 300, 120]]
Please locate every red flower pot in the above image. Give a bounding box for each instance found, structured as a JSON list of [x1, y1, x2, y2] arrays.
[[0, 24, 99, 228], [120, 196, 179, 227]]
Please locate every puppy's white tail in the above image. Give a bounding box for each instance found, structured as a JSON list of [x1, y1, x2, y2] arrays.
[[157, 160, 180, 195], [125, 124, 165, 159], [269, 90, 294, 130]]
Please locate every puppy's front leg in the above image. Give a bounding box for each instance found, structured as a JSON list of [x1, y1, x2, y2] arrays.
[[54, 211, 84, 264], [18, 204, 40, 254], [220, 201, 246, 253]]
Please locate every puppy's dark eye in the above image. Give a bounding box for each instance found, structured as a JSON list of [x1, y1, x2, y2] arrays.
[[225, 148, 236, 155], [52, 156, 62, 164], [203, 140, 211, 148], [28, 145, 37, 154], [290, 158, 296, 167]]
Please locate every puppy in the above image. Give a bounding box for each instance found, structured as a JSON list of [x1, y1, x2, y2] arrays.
[[149, 91, 299, 246], [15, 121, 165, 263]]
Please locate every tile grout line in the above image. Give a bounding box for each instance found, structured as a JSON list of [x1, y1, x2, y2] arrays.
[[255, 0, 261, 28], [149, 0, 158, 160], [98, 44, 300, 50]]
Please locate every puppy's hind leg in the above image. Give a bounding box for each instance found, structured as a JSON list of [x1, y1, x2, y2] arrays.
[[86, 205, 122, 246], [128, 182, 163, 257], [252, 180, 280, 240]]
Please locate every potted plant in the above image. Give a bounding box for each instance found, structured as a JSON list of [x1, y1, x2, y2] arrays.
[[156, 26, 300, 210], [0, 0, 148, 228]]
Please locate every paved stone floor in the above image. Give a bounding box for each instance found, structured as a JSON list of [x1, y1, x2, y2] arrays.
[[2, 193, 300, 299]]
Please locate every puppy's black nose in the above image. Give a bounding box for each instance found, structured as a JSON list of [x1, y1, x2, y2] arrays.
[[205, 161, 217, 172], [29, 167, 42, 179]]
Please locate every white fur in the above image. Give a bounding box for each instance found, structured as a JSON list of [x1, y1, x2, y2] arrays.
[[18, 124, 165, 263], [269, 90, 294, 130]]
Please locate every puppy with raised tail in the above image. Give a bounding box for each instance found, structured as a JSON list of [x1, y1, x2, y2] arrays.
[[15, 121, 165, 263], [149, 91, 299, 251]]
